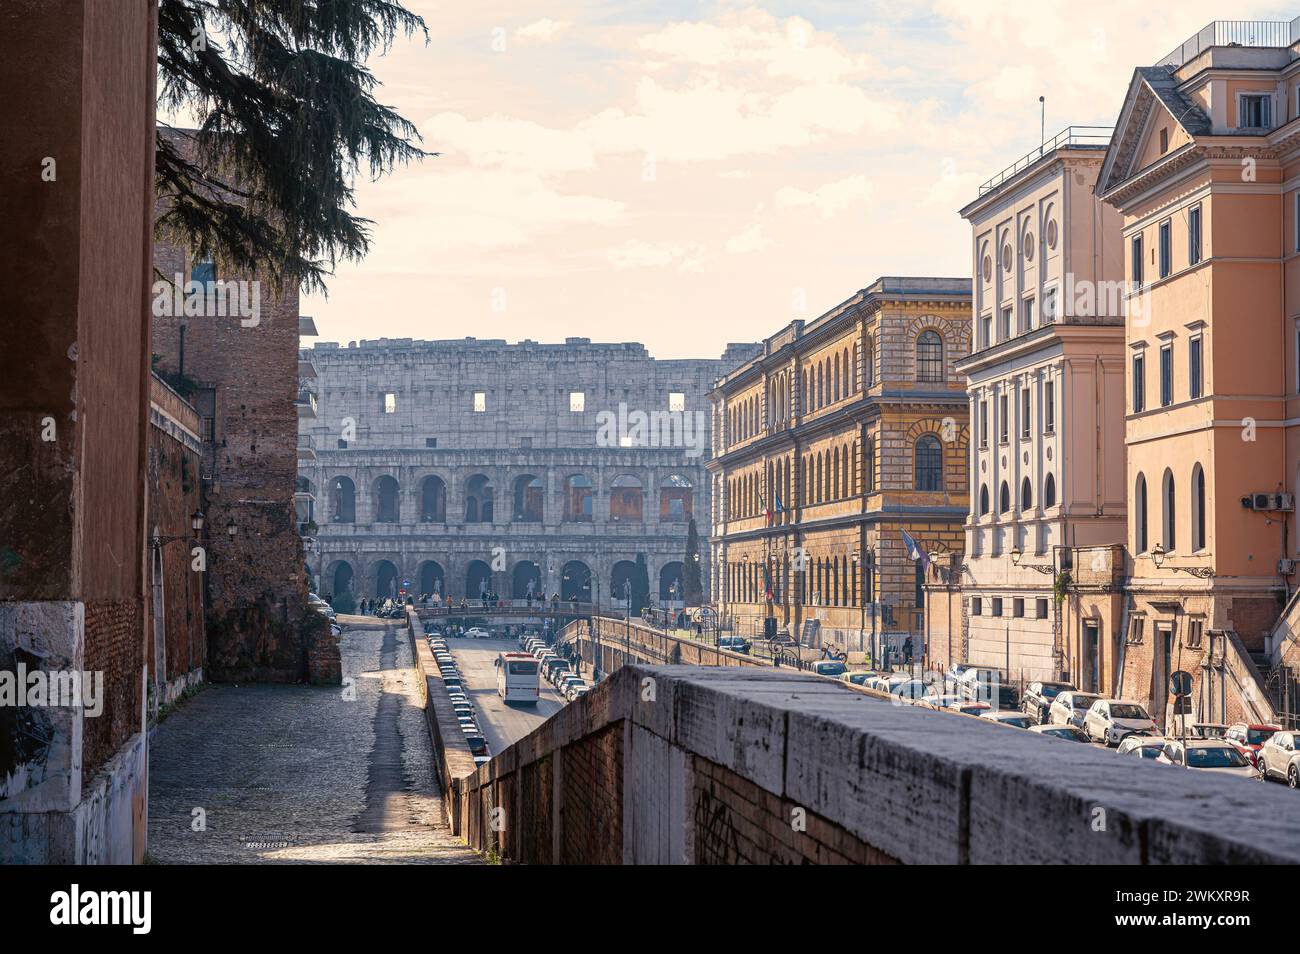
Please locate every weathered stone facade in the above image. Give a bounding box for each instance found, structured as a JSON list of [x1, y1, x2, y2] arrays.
[[708, 277, 971, 658], [299, 337, 758, 608]]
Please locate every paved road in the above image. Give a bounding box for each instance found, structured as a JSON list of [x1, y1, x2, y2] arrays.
[[443, 636, 568, 754], [147, 619, 479, 864]]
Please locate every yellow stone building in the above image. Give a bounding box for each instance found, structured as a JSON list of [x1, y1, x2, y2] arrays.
[[707, 277, 970, 662]]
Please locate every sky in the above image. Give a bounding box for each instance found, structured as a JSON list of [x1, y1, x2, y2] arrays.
[[299, 0, 1295, 358]]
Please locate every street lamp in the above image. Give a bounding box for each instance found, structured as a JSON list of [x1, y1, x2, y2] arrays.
[[1011, 544, 1054, 575], [1150, 542, 1166, 568]]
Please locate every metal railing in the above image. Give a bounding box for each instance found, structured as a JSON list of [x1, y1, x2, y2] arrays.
[[978, 126, 1112, 195], [1156, 19, 1300, 70]]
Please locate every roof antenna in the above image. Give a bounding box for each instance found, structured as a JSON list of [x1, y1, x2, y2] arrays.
[[1039, 95, 1046, 152]]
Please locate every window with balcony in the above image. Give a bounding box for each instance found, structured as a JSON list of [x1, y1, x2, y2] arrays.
[[979, 399, 988, 448], [669, 392, 685, 412], [473, 391, 486, 412], [570, 391, 585, 412], [383, 392, 396, 414], [1044, 380, 1055, 433], [999, 393, 1008, 443], [1020, 387, 1031, 438]]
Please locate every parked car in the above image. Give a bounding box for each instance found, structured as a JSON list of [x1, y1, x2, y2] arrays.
[[945, 700, 992, 717], [1116, 734, 1168, 759], [1049, 691, 1102, 729], [718, 636, 751, 654], [980, 709, 1036, 729], [842, 670, 878, 686], [465, 627, 490, 639], [1257, 730, 1300, 787], [1224, 723, 1281, 768], [1021, 681, 1075, 724], [1157, 740, 1257, 778], [890, 679, 929, 702], [1082, 699, 1158, 746], [1029, 724, 1091, 742], [811, 660, 848, 678], [920, 693, 962, 710]]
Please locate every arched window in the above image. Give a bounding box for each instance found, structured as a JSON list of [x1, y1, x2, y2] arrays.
[[1044, 473, 1056, 508], [1162, 468, 1176, 551], [979, 484, 990, 515], [999, 481, 1010, 514], [915, 435, 943, 491], [1021, 476, 1032, 510], [1135, 474, 1148, 553], [917, 331, 943, 383], [1192, 464, 1206, 552]]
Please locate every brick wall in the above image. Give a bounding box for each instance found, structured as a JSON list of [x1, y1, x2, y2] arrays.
[[82, 601, 142, 781]]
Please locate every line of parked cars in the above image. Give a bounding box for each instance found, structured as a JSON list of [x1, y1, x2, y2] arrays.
[[830, 663, 1299, 787], [424, 627, 491, 766], [519, 635, 590, 701], [307, 592, 342, 637]]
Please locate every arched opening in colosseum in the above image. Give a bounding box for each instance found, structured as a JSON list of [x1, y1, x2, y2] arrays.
[[418, 560, 444, 598], [466, 559, 493, 599], [420, 475, 446, 522], [561, 561, 592, 602], [373, 560, 399, 600], [512, 561, 542, 599], [610, 474, 643, 522], [610, 560, 637, 604], [659, 474, 693, 521], [464, 474, 493, 523], [513, 474, 544, 522], [659, 561, 684, 603], [563, 474, 593, 521], [329, 560, 354, 598], [330, 476, 356, 523], [373, 475, 400, 522]]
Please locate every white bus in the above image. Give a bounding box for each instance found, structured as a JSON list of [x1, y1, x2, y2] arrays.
[[495, 652, 540, 705]]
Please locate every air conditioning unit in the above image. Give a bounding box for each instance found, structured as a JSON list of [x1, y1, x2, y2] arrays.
[[1279, 559, 1297, 576], [1241, 493, 1295, 512]]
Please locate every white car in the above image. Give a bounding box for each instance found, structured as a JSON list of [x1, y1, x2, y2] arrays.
[[1116, 734, 1168, 759], [889, 679, 929, 703], [1049, 691, 1102, 729], [979, 710, 1036, 729], [1082, 699, 1157, 745], [1157, 739, 1257, 778], [1257, 730, 1300, 787], [465, 627, 490, 638]]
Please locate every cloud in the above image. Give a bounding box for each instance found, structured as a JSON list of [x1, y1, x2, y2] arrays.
[[775, 174, 874, 219], [605, 239, 707, 273], [725, 223, 773, 254], [424, 112, 595, 173], [515, 18, 568, 44]]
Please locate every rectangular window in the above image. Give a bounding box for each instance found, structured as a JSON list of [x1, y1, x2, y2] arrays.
[[669, 392, 685, 412], [1132, 353, 1145, 412], [1160, 344, 1173, 407], [1131, 234, 1144, 287], [1045, 379, 1055, 433], [1188, 205, 1202, 266], [1158, 220, 1171, 278], [980, 313, 993, 349], [1000, 306, 1012, 340], [569, 391, 585, 412], [425, 437, 437, 448], [473, 391, 486, 412], [999, 393, 1008, 443], [971, 597, 982, 617], [1189, 336, 1203, 399], [337, 438, 348, 449], [1022, 297, 1035, 332], [1013, 598, 1025, 619], [192, 259, 217, 285], [1042, 287, 1057, 324], [991, 597, 1003, 617], [1036, 598, 1049, 620], [1159, 127, 1168, 153], [979, 400, 988, 448], [383, 392, 396, 414], [1020, 387, 1031, 438], [1240, 93, 1272, 129]]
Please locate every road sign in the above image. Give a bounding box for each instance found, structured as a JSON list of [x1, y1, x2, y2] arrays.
[[1173, 696, 1192, 715], [1169, 669, 1193, 696]]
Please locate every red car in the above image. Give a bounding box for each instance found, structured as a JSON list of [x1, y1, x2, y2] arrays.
[[1224, 722, 1281, 767]]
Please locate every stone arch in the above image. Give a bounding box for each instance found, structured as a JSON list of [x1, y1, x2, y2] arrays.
[[419, 475, 447, 523], [326, 559, 355, 597], [511, 560, 542, 599], [464, 473, 494, 523], [610, 559, 638, 603], [563, 473, 594, 522], [660, 473, 693, 522], [373, 475, 400, 523], [659, 561, 684, 602], [512, 473, 544, 522], [417, 560, 444, 598], [372, 559, 399, 600], [330, 475, 356, 523], [610, 474, 644, 522], [561, 560, 592, 602], [466, 559, 493, 599]]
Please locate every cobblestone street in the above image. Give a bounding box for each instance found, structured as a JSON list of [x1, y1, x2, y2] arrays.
[[147, 620, 480, 864]]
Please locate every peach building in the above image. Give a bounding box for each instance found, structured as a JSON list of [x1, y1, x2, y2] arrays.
[[708, 278, 970, 661], [933, 129, 1128, 689], [1097, 19, 1300, 730]]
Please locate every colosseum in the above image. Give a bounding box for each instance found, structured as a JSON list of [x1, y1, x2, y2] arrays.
[[297, 336, 759, 610]]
